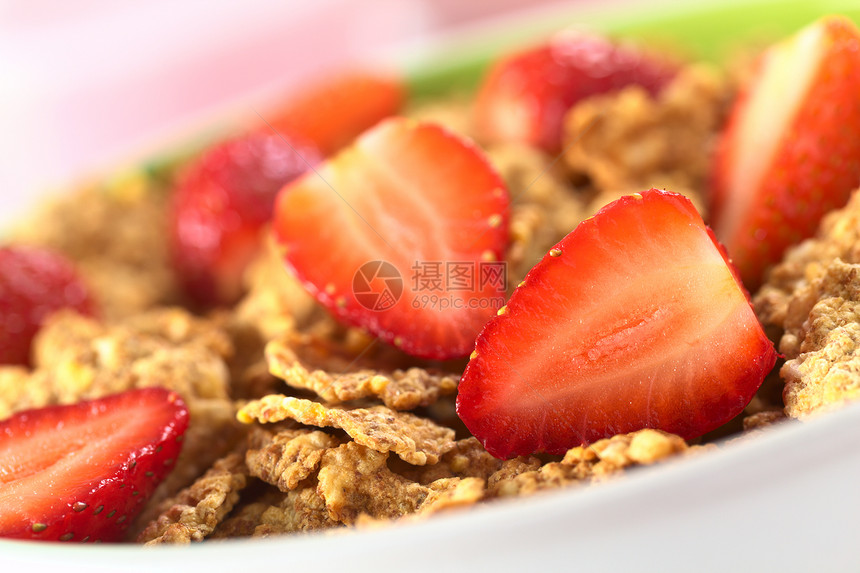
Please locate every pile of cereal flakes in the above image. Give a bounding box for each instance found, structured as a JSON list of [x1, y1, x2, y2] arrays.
[[4, 56, 856, 545]]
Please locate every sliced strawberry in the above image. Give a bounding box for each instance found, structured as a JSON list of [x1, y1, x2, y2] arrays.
[[169, 131, 320, 307], [474, 31, 677, 152], [457, 189, 777, 459], [0, 245, 96, 366], [0, 388, 188, 542], [710, 16, 860, 289], [266, 73, 405, 157], [273, 117, 510, 360]]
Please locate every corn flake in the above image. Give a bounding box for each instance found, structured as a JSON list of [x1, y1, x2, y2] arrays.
[[134, 399, 248, 532], [355, 476, 486, 529], [418, 477, 485, 515], [491, 430, 687, 497], [31, 309, 232, 406], [254, 487, 340, 536], [781, 261, 860, 417], [754, 188, 860, 355], [0, 368, 54, 420], [317, 442, 482, 525], [11, 181, 181, 320], [237, 395, 455, 465], [489, 463, 588, 498], [485, 142, 585, 286], [743, 410, 788, 431], [266, 334, 457, 410], [246, 427, 342, 491], [138, 452, 248, 544], [563, 64, 731, 204], [395, 437, 539, 484], [210, 499, 279, 539]]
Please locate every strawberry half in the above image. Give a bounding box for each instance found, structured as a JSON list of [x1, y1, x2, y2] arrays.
[[710, 15, 860, 289], [169, 131, 320, 307], [457, 189, 777, 459], [474, 31, 677, 152], [0, 388, 188, 542], [0, 245, 96, 366], [273, 117, 510, 360], [266, 73, 405, 157]]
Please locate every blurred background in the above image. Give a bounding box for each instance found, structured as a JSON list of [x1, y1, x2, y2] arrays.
[[0, 0, 835, 226], [0, 0, 620, 226]]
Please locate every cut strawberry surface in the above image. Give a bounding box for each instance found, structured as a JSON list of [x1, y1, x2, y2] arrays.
[[170, 131, 320, 307], [457, 189, 777, 459], [0, 246, 96, 366], [711, 16, 860, 289], [273, 117, 509, 360], [474, 31, 677, 152], [266, 73, 405, 157], [0, 388, 188, 542]]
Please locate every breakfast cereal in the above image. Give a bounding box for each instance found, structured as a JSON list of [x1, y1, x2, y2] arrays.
[[315, 442, 479, 525], [562, 63, 732, 213], [11, 179, 180, 320], [245, 427, 343, 491], [755, 189, 860, 356], [209, 493, 284, 539], [252, 487, 338, 536], [393, 437, 540, 485], [139, 452, 249, 545], [780, 261, 860, 417], [491, 429, 688, 497], [2, 14, 859, 546], [265, 334, 458, 410], [237, 396, 456, 465]]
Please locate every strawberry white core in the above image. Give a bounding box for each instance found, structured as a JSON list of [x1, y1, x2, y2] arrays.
[[721, 22, 825, 243]]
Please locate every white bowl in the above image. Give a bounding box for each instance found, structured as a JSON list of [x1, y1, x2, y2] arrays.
[[2, 1, 859, 571]]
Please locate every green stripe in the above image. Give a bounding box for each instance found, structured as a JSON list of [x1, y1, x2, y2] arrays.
[[406, 0, 860, 99]]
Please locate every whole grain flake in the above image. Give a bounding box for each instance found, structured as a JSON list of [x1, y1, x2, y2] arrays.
[[138, 452, 249, 545], [237, 395, 456, 465], [245, 427, 342, 491], [266, 334, 458, 410]]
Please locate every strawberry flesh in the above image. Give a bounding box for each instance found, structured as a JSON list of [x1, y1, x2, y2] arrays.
[[457, 189, 777, 459], [710, 16, 860, 289], [170, 132, 320, 307], [0, 388, 189, 542], [0, 246, 96, 366], [475, 32, 677, 152], [273, 117, 510, 360]]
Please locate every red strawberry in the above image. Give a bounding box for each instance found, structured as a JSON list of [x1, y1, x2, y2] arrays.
[[457, 189, 777, 459], [273, 117, 510, 360], [0, 387, 188, 542], [0, 245, 96, 366], [266, 73, 405, 157], [710, 16, 860, 289], [170, 131, 320, 306], [474, 31, 677, 152]]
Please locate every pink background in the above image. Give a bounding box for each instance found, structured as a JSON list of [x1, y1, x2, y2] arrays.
[[0, 0, 611, 226]]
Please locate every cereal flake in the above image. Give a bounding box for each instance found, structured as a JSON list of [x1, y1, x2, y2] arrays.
[[246, 427, 342, 491], [781, 261, 860, 417], [490, 429, 687, 497], [253, 486, 340, 536], [754, 188, 860, 356], [237, 396, 455, 465], [316, 442, 483, 525], [563, 63, 732, 208], [138, 452, 248, 544], [266, 335, 457, 410]]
